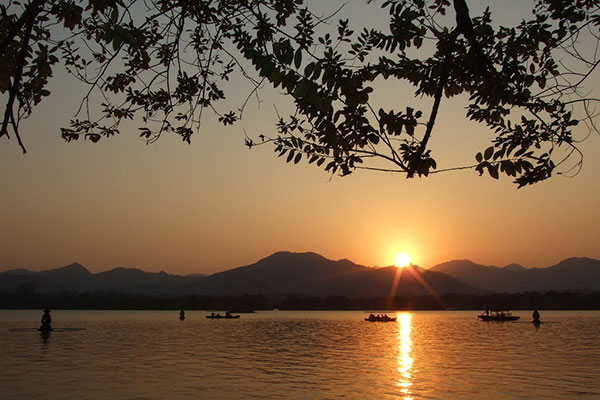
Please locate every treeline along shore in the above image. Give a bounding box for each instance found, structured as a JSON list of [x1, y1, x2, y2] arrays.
[[2, 289, 600, 311]]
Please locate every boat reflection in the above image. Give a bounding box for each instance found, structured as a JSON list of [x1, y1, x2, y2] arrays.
[[396, 313, 414, 399]]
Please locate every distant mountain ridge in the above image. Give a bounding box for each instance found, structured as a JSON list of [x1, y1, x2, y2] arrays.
[[430, 257, 600, 292], [2, 253, 599, 296], [0, 252, 476, 297], [3, 268, 36, 275], [191, 251, 476, 297], [0, 263, 198, 295]]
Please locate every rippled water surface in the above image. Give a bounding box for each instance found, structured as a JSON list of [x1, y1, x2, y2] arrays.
[[2, 310, 599, 399]]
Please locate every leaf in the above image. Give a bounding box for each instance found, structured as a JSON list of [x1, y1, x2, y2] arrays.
[[414, 36, 423, 48], [487, 164, 499, 179], [283, 46, 294, 66], [312, 63, 322, 79], [484, 146, 494, 161], [294, 49, 302, 69], [283, 72, 297, 92], [304, 62, 314, 77], [293, 82, 308, 98], [270, 70, 283, 87], [112, 36, 122, 52], [286, 150, 295, 163], [87, 133, 101, 143], [110, 7, 119, 22]]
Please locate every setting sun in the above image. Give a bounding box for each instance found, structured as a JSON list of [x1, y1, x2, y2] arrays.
[[394, 253, 412, 268]]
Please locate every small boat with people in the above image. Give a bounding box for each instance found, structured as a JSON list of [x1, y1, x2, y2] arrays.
[[478, 308, 519, 322], [364, 313, 397, 322], [206, 311, 240, 319], [39, 306, 53, 332]]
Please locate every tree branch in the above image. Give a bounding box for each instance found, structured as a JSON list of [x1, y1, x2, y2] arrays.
[[1, 0, 45, 153], [406, 29, 458, 178], [0, 0, 47, 56]]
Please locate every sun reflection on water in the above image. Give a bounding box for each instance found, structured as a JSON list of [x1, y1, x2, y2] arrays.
[[396, 313, 414, 399]]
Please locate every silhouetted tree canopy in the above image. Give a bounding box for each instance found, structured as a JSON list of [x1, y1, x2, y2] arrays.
[[1, 0, 599, 186]]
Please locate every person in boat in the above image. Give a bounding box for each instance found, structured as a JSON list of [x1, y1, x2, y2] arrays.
[[225, 311, 231, 318], [40, 306, 52, 331], [532, 309, 541, 324]]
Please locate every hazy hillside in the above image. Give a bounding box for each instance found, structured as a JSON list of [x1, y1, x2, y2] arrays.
[[0, 252, 478, 296], [430, 257, 600, 292], [3, 253, 598, 297], [527, 258, 600, 292], [0, 264, 195, 295], [0, 272, 69, 294], [194, 252, 368, 295], [2, 268, 36, 275], [193, 251, 478, 296], [36, 263, 96, 292], [94, 268, 194, 295]]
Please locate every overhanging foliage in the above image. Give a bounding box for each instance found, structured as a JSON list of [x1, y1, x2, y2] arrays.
[[1, 0, 598, 186]]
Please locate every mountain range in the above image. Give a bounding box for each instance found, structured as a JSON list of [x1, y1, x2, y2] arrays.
[[430, 257, 600, 292], [191, 252, 474, 297], [2, 252, 599, 297]]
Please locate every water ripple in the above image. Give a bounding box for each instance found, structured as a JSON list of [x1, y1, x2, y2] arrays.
[[1, 310, 599, 399]]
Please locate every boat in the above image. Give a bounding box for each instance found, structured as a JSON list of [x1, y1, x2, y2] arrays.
[[39, 307, 52, 332], [206, 312, 240, 319], [478, 308, 519, 322], [364, 314, 397, 322]]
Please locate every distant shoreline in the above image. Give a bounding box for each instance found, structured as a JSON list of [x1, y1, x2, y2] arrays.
[[2, 290, 599, 311]]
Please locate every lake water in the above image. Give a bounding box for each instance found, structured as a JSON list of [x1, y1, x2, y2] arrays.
[[1, 310, 599, 399]]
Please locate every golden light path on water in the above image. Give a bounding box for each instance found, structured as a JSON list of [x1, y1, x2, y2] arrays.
[[396, 313, 414, 399]]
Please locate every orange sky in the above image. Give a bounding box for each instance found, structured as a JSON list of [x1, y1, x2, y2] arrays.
[[1, 1, 599, 275]]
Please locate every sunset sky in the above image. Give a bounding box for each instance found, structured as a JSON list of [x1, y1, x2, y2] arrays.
[[1, 1, 599, 275]]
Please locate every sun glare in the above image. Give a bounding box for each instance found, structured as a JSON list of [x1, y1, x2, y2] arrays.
[[394, 253, 412, 268]]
